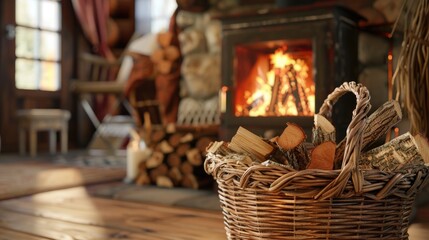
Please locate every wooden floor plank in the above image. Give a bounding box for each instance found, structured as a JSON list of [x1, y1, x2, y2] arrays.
[[0, 228, 50, 240], [0, 187, 226, 240], [0, 209, 174, 240], [0, 162, 125, 200]]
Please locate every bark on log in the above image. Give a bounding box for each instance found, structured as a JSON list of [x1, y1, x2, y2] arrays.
[[276, 123, 309, 170], [360, 132, 427, 171], [312, 114, 336, 145], [168, 133, 183, 148], [195, 136, 213, 155], [335, 100, 402, 168]]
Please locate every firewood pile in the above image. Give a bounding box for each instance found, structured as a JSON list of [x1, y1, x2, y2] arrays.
[[207, 99, 429, 173], [135, 124, 217, 189]]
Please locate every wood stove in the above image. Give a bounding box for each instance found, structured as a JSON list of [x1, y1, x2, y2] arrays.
[[219, 4, 363, 140]]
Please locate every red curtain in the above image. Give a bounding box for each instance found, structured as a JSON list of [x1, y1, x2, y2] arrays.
[[71, 0, 114, 59], [72, 0, 116, 121]]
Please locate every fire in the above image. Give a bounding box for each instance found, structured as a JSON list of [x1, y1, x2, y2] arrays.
[[236, 48, 315, 117]]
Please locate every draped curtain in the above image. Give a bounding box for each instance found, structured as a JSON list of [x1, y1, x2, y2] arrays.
[[72, 0, 115, 121], [71, 0, 114, 59]]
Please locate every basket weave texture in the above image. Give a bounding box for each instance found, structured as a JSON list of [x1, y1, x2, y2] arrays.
[[205, 82, 429, 240]]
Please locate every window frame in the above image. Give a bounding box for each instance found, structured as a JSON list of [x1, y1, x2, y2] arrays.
[[14, 0, 62, 92]]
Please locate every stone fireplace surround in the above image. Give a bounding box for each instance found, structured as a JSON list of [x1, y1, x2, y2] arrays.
[[175, 0, 402, 139]]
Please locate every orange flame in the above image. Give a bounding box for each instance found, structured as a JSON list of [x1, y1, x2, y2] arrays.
[[236, 48, 315, 117]]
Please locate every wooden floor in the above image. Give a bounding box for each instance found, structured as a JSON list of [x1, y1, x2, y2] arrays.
[[0, 185, 427, 240], [0, 151, 427, 239], [0, 186, 226, 240]]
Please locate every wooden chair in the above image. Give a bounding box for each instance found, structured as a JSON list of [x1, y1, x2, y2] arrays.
[[70, 52, 135, 153]]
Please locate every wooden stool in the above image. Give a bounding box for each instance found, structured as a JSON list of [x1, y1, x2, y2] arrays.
[[17, 109, 71, 157]]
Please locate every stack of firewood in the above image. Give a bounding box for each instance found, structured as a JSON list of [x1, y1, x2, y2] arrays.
[[147, 31, 182, 124], [207, 100, 429, 172], [135, 124, 216, 189], [150, 32, 181, 75]]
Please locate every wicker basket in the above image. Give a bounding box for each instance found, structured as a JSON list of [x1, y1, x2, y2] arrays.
[[205, 82, 429, 240]]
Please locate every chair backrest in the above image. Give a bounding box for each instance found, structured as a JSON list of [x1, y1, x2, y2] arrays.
[[77, 53, 122, 83]]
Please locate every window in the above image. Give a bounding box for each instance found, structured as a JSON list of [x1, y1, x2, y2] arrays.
[[15, 0, 61, 91], [135, 0, 177, 34]]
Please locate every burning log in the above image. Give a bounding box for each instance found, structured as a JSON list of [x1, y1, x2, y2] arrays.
[[268, 68, 282, 114], [228, 126, 274, 162], [276, 122, 309, 170], [285, 66, 305, 115], [360, 132, 429, 171], [312, 114, 336, 146], [335, 100, 402, 168]]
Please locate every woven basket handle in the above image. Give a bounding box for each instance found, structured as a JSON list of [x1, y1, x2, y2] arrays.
[[315, 81, 371, 199]]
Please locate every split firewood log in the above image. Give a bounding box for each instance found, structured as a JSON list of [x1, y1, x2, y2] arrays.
[[206, 141, 231, 156], [360, 132, 429, 171], [180, 161, 194, 175], [145, 151, 164, 169], [335, 100, 402, 168], [164, 45, 180, 61], [149, 164, 169, 182], [150, 48, 164, 63], [168, 133, 183, 148], [157, 140, 174, 154], [135, 171, 151, 186], [181, 174, 199, 189], [186, 148, 202, 166], [312, 114, 336, 145], [167, 153, 182, 168], [157, 59, 176, 75], [176, 143, 191, 157], [179, 133, 194, 143], [195, 136, 213, 155], [276, 123, 310, 170], [156, 175, 174, 188], [168, 167, 183, 185], [228, 126, 274, 162], [307, 141, 336, 170], [157, 32, 174, 48], [151, 129, 166, 144]]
